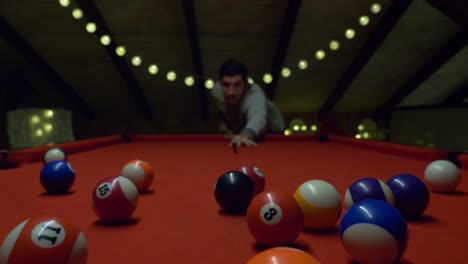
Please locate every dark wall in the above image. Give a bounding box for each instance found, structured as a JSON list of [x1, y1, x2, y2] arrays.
[[389, 107, 468, 150]]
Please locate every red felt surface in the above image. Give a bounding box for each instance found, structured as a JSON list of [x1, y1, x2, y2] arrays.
[[0, 135, 467, 264]]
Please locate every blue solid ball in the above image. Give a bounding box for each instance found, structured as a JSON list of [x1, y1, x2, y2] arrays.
[[40, 160, 75, 194], [340, 199, 408, 264], [387, 173, 429, 218]]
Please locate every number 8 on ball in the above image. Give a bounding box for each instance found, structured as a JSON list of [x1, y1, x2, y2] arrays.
[[247, 191, 304, 247]]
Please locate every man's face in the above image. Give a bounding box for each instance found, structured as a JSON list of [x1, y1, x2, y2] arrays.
[[220, 74, 247, 106]]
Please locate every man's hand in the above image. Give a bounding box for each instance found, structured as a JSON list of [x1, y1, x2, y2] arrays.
[[230, 133, 256, 147]]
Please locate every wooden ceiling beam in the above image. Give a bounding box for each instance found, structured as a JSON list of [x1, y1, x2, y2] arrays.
[[182, 0, 210, 120], [76, 0, 153, 120], [318, 0, 412, 122], [373, 29, 468, 120], [265, 0, 302, 100], [0, 15, 95, 120]]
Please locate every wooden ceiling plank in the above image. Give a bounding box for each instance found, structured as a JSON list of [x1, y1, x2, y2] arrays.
[[318, 0, 412, 122], [266, 0, 302, 100], [182, 0, 210, 120], [373, 29, 468, 119], [0, 15, 95, 120], [76, 0, 153, 120]]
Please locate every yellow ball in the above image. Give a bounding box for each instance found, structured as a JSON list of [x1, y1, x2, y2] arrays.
[[294, 180, 342, 230]]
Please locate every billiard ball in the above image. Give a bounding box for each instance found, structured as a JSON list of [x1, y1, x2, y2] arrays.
[[40, 160, 75, 194], [340, 199, 408, 264], [0, 216, 87, 264], [214, 171, 254, 212], [43, 147, 66, 164], [246, 247, 321, 264], [294, 180, 342, 230], [121, 159, 154, 192], [238, 165, 265, 195], [246, 191, 303, 246], [344, 178, 394, 209], [424, 159, 461, 193], [387, 174, 429, 218], [91, 176, 139, 222]]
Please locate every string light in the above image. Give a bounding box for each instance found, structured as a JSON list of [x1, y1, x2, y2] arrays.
[[371, 3, 382, 14], [131, 56, 142, 66], [148, 64, 158, 75], [56, 4, 375, 86], [263, 73, 273, 84], [43, 123, 53, 133], [72, 8, 83, 19], [167, 71, 177, 81], [115, 46, 126, 56], [100, 35, 111, 46], [345, 28, 356, 39], [281, 67, 291, 78], [205, 79, 215, 89], [86, 22, 97, 33], [359, 16, 370, 26], [315, 50, 326, 60], [298, 59, 308, 70], [59, 0, 70, 7], [44, 110, 54, 118], [185, 76, 195, 86], [30, 115, 40, 124]]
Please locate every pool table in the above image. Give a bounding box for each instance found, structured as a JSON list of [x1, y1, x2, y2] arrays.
[[0, 134, 467, 264]]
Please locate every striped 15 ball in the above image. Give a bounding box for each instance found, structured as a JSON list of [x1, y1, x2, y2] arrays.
[[91, 176, 139, 222]]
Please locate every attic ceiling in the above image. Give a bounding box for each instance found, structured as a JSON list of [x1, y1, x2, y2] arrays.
[[1, 0, 467, 132]]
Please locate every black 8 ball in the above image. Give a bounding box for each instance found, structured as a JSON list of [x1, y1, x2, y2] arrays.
[[214, 171, 254, 213]]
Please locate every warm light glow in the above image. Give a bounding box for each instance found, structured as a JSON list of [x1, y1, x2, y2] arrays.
[[329, 40, 340, 51], [355, 134, 362, 139], [248, 77, 254, 84], [363, 132, 370, 139], [35, 129, 44, 137], [315, 50, 326, 60], [358, 124, 364, 131], [205, 79, 215, 89], [167, 71, 176, 81], [263, 73, 273, 84], [59, 0, 70, 7], [115, 46, 126, 56], [345, 29, 356, 39], [359, 16, 370, 26], [100, 35, 111, 46], [310, 125, 318, 131], [43, 123, 53, 132], [293, 125, 300, 131], [30, 115, 40, 124], [44, 110, 54, 118], [72, 8, 83, 19], [131, 56, 142, 66], [298, 59, 308, 70], [148, 64, 158, 75], [284, 129, 292, 136], [86, 22, 97, 33], [281, 67, 291, 78], [301, 125, 307, 131], [185, 76, 195, 86], [371, 3, 382, 14]]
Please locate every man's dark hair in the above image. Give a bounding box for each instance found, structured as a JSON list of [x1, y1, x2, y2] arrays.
[[219, 59, 249, 83]]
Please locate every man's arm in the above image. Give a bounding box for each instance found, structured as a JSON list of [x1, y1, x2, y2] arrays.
[[241, 84, 268, 140]]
